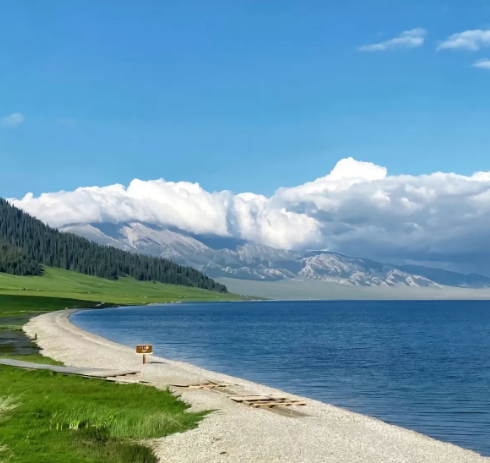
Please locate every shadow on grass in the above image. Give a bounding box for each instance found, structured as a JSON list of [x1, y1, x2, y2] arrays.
[[73, 426, 158, 463]]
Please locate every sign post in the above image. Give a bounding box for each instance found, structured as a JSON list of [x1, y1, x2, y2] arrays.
[[136, 345, 153, 364]]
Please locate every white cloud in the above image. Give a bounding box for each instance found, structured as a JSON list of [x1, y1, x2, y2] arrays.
[[10, 157, 490, 274], [473, 58, 490, 69], [0, 113, 24, 128], [438, 29, 490, 51], [358, 28, 426, 52]]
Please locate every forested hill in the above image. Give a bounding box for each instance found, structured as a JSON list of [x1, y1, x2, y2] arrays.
[[0, 199, 227, 293]]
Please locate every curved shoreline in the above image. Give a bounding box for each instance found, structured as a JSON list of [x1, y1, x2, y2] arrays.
[[25, 309, 489, 463]]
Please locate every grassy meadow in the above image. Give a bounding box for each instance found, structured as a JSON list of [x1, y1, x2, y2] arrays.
[[0, 267, 242, 316], [0, 366, 204, 463]]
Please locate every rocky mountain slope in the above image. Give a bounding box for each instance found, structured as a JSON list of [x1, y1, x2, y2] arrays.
[[60, 222, 490, 288]]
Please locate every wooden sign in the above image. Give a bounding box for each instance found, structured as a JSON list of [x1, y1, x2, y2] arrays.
[[136, 345, 153, 355]]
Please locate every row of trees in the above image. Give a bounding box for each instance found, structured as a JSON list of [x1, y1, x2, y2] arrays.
[[0, 240, 41, 276], [0, 199, 228, 293]]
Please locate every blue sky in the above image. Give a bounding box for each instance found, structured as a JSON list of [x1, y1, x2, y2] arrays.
[[2, 0, 490, 199]]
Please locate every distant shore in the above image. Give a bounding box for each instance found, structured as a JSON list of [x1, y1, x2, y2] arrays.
[[25, 309, 489, 463], [220, 276, 490, 301]]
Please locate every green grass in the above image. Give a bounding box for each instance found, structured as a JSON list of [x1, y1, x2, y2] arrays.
[[0, 366, 205, 463], [0, 293, 99, 318], [0, 324, 22, 332], [0, 267, 242, 317]]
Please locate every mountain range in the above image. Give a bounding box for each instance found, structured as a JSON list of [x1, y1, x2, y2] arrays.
[[60, 222, 490, 289]]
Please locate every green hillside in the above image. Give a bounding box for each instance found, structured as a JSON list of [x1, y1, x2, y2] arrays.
[[0, 198, 227, 292], [0, 267, 242, 317]]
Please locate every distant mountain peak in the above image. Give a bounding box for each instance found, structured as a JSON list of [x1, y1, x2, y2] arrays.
[[60, 222, 490, 289]]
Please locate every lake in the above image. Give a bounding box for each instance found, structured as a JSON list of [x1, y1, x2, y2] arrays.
[[72, 300, 490, 456]]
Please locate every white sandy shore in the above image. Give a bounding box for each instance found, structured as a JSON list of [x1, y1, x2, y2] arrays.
[[25, 310, 489, 463]]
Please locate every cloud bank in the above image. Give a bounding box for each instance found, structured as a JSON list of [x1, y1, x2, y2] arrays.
[[10, 157, 490, 274], [358, 28, 426, 52]]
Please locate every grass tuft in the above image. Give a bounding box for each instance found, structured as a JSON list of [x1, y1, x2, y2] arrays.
[[49, 404, 192, 438], [0, 396, 18, 421], [0, 396, 18, 463], [0, 444, 12, 463]]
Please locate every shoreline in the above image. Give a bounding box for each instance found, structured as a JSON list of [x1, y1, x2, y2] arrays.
[[24, 309, 489, 463]]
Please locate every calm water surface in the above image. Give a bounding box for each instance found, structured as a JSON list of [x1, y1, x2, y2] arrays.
[[72, 300, 490, 456]]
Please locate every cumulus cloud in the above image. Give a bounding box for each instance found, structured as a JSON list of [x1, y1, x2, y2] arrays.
[[10, 157, 490, 274], [473, 58, 490, 69], [358, 28, 426, 52], [438, 29, 490, 51], [0, 113, 24, 128]]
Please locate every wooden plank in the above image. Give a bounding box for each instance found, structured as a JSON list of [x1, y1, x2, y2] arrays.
[[172, 381, 227, 389], [251, 401, 307, 408], [228, 392, 307, 408], [82, 370, 141, 378], [229, 395, 277, 402]]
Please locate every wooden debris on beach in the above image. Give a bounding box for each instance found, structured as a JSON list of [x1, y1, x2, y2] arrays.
[[104, 374, 155, 385], [171, 380, 227, 390], [228, 394, 307, 408]]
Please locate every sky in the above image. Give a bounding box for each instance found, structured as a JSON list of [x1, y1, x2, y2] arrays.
[[3, 1, 490, 274]]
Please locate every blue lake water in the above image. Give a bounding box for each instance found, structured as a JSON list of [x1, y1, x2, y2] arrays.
[[72, 300, 490, 456]]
